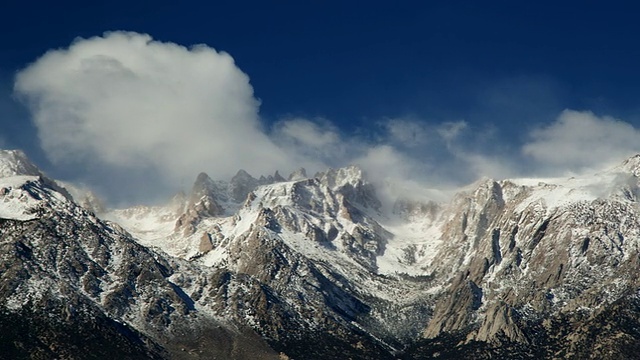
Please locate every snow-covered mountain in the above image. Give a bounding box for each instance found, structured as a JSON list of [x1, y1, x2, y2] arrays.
[[3, 149, 640, 359]]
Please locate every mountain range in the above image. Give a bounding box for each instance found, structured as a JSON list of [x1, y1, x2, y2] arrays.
[[1, 149, 640, 359]]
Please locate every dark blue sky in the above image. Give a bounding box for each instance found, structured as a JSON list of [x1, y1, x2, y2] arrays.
[[2, 1, 640, 178]]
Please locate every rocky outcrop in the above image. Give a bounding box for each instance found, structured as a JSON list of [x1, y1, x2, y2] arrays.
[[316, 166, 382, 211], [230, 170, 260, 203], [175, 172, 225, 235], [175, 170, 290, 236]]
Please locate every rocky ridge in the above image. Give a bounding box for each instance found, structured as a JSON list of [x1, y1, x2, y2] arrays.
[[2, 149, 640, 358]]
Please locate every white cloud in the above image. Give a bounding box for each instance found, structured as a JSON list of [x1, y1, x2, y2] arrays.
[[271, 118, 346, 171], [437, 121, 468, 144], [16, 32, 640, 206], [274, 116, 510, 197], [385, 119, 432, 147], [382, 118, 516, 184], [15, 31, 293, 201], [384, 118, 469, 149], [275, 118, 340, 149], [13, 32, 455, 204], [352, 145, 413, 180], [523, 110, 640, 172], [459, 152, 518, 180]]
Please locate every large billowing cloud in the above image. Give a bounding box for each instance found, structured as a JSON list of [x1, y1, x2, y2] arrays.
[[15, 31, 293, 201], [14, 32, 640, 206], [523, 110, 640, 173]]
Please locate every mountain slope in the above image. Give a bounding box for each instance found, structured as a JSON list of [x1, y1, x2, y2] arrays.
[[4, 149, 640, 358], [417, 160, 640, 358], [0, 158, 279, 359]]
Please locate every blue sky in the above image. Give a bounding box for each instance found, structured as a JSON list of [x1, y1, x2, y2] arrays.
[[3, 1, 640, 204]]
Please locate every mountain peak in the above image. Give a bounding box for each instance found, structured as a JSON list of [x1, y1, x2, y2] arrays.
[[190, 172, 215, 200], [314, 165, 381, 210], [316, 165, 365, 189], [288, 167, 307, 181], [230, 169, 258, 202], [231, 169, 254, 181], [274, 170, 286, 182], [175, 172, 225, 235], [618, 153, 640, 176], [194, 171, 212, 185], [0, 149, 42, 178]]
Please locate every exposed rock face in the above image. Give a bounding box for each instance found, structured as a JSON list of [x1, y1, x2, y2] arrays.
[[316, 166, 382, 211], [230, 169, 260, 203], [472, 301, 528, 344], [188, 172, 226, 216], [273, 170, 286, 182], [423, 275, 483, 338], [417, 166, 640, 358], [175, 172, 225, 236], [198, 232, 214, 253]]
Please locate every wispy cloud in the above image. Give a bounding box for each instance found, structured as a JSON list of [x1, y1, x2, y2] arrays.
[[271, 117, 346, 171], [523, 109, 640, 174]]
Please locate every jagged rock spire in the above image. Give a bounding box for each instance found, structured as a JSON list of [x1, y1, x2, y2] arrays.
[[273, 170, 286, 182], [175, 172, 225, 236], [288, 167, 307, 181], [230, 169, 259, 202]]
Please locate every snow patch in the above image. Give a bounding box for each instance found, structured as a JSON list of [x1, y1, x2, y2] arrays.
[[0, 176, 44, 220]]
